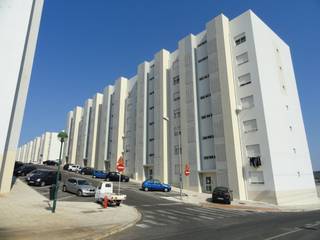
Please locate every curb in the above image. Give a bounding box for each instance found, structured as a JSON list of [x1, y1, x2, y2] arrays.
[[95, 207, 142, 240]]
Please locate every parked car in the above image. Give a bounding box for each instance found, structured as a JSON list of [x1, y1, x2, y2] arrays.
[[105, 172, 129, 182], [26, 170, 60, 186], [14, 161, 24, 171], [26, 169, 44, 177], [92, 170, 108, 179], [79, 167, 94, 175], [63, 164, 71, 171], [142, 179, 171, 192], [43, 160, 58, 166], [212, 187, 233, 204], [67, 164, 81, 172], [14, 164, 37, 177], [63, 177, 96, 196]]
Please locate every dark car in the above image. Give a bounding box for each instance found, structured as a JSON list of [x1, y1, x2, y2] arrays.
[[212, 187, 233, 204], [14, 164, 37, 176], [26, 170, 60, 187], [14, 161, 24, 171], [79, 167, 94, 175], [63, 164, 70, 170], [105, 172, 129, 182]]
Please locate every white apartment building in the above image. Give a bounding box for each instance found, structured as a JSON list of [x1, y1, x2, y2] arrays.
[[0, 0, 44, 193], [61, 10, 317, 205], [17, 132, 60, 164]]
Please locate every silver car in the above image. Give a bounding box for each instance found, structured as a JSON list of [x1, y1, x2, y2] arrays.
[[62, 177, 96, 196]]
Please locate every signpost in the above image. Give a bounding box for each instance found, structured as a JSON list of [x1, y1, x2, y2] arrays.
[[116, 156, 125, 194]]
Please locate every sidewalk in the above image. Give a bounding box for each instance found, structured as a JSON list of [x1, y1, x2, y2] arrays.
[[0, 179, 141, 240], [130, 179, 320, 212]]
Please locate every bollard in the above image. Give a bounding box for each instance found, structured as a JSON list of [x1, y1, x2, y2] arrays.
[[103, 195, 108, 208]]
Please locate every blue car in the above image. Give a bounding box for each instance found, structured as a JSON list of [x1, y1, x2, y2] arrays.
[[92, 170, 108, 179], [142, 179, 171, 192]]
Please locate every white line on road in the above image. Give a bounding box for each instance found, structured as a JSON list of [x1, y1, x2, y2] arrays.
[[58, 195, 75, 200], [136, 224, 150, 228], [264, 222, 320, 240], [156, 202, 183, 206]]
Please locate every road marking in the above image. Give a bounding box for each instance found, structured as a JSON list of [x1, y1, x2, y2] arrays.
[[264, 222, 320, 240], [185, 207, 225, 218], [58, 195, 75, 200], [156, 202, 183, 206], [136, 224, 150, 228], [143, 219, 166, 226]]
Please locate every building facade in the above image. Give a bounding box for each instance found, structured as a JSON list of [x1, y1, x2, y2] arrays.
[[16, 132, 61, 164], [0, 0, 44, 193], [59, 10, 316, 205]]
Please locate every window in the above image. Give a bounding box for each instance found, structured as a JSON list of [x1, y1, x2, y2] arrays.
[[198, 56, 208, 63], [173, 92, 180, 101], [148, 76, 154, 81], [249, 171, 264, 184], [243, 119, 258, 133], [201, 113, 213, 120], [202, 135, 214, 140], [204, 155, 215, 160], [199, 74, 209, 81], [149, 122, 154, 126], [236, 52, 249, 65], [246, 144, 260, 158], [174, 109, 180, 119], [200, 93, 211, 100], [238, 73, 251, 87], [149, 106, 154, 110], [149, 138, 154, 142], [174, 126, 181, 136], [235, 33, 246, 46], [240, 95, 254, 109], [174, 145, 182, 155], [293, 148, 296, 154], [173, 76, 180, 85], [197, 40, 207, 48], [149, 153, 154, 157], [149, 91, 154, 95]]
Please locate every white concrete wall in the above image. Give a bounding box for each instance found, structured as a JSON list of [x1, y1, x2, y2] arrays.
[[97, 86, 114, 170], [87, 93, 103, 168], [0, 0, 44, 193], [63, 110, 73, 163]]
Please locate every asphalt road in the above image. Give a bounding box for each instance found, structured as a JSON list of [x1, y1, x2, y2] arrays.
[[21, 165, 320, 240]]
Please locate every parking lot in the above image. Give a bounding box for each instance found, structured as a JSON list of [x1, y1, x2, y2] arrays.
[[19, 164, 182, 204]]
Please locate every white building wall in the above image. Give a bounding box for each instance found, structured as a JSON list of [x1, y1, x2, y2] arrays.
[[63, 110, 73, 163], [0, 0, 44, 193], [97, 86, 114, 171], [87, 93, 103, 168]]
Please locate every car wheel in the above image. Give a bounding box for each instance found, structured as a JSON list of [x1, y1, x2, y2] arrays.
[[21, 172, 25, 176], [116, 201, 121, 206], [226, 200, 231, 205], [122, 178, 126, 182], [106, 178, 110, 181], [81, 172, 84, 175], [92, 175, 96, 178], [40, 181, 45, 187], [144, 187, 148, 191], [77, 190, 82, 197], [62, 185, 67, 192], [164, 188, 168, 192]]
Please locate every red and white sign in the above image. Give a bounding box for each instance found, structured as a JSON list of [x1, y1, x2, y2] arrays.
[[116, 156, 125, 172], [184, 163, 190, 176]]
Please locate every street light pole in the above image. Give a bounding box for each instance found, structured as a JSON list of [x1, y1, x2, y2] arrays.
[[52, 131, 68, 213], [178, 130, 183, 200]]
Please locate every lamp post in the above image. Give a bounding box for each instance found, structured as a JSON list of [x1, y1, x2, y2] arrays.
[[162, 116, 183, 199], [51, 131, 68, 213]]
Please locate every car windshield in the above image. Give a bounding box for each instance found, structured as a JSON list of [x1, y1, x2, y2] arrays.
[[214, 187, 228, 192], [78, 180, 89, 185]]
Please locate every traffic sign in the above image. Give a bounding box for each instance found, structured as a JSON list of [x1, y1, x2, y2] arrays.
[[184, 163, 190, 176], [117, 156, 125, 172], [117, 163, 125, 172]]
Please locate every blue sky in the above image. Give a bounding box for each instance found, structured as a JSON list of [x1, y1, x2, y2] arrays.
[[20, 0, 320, 169]]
